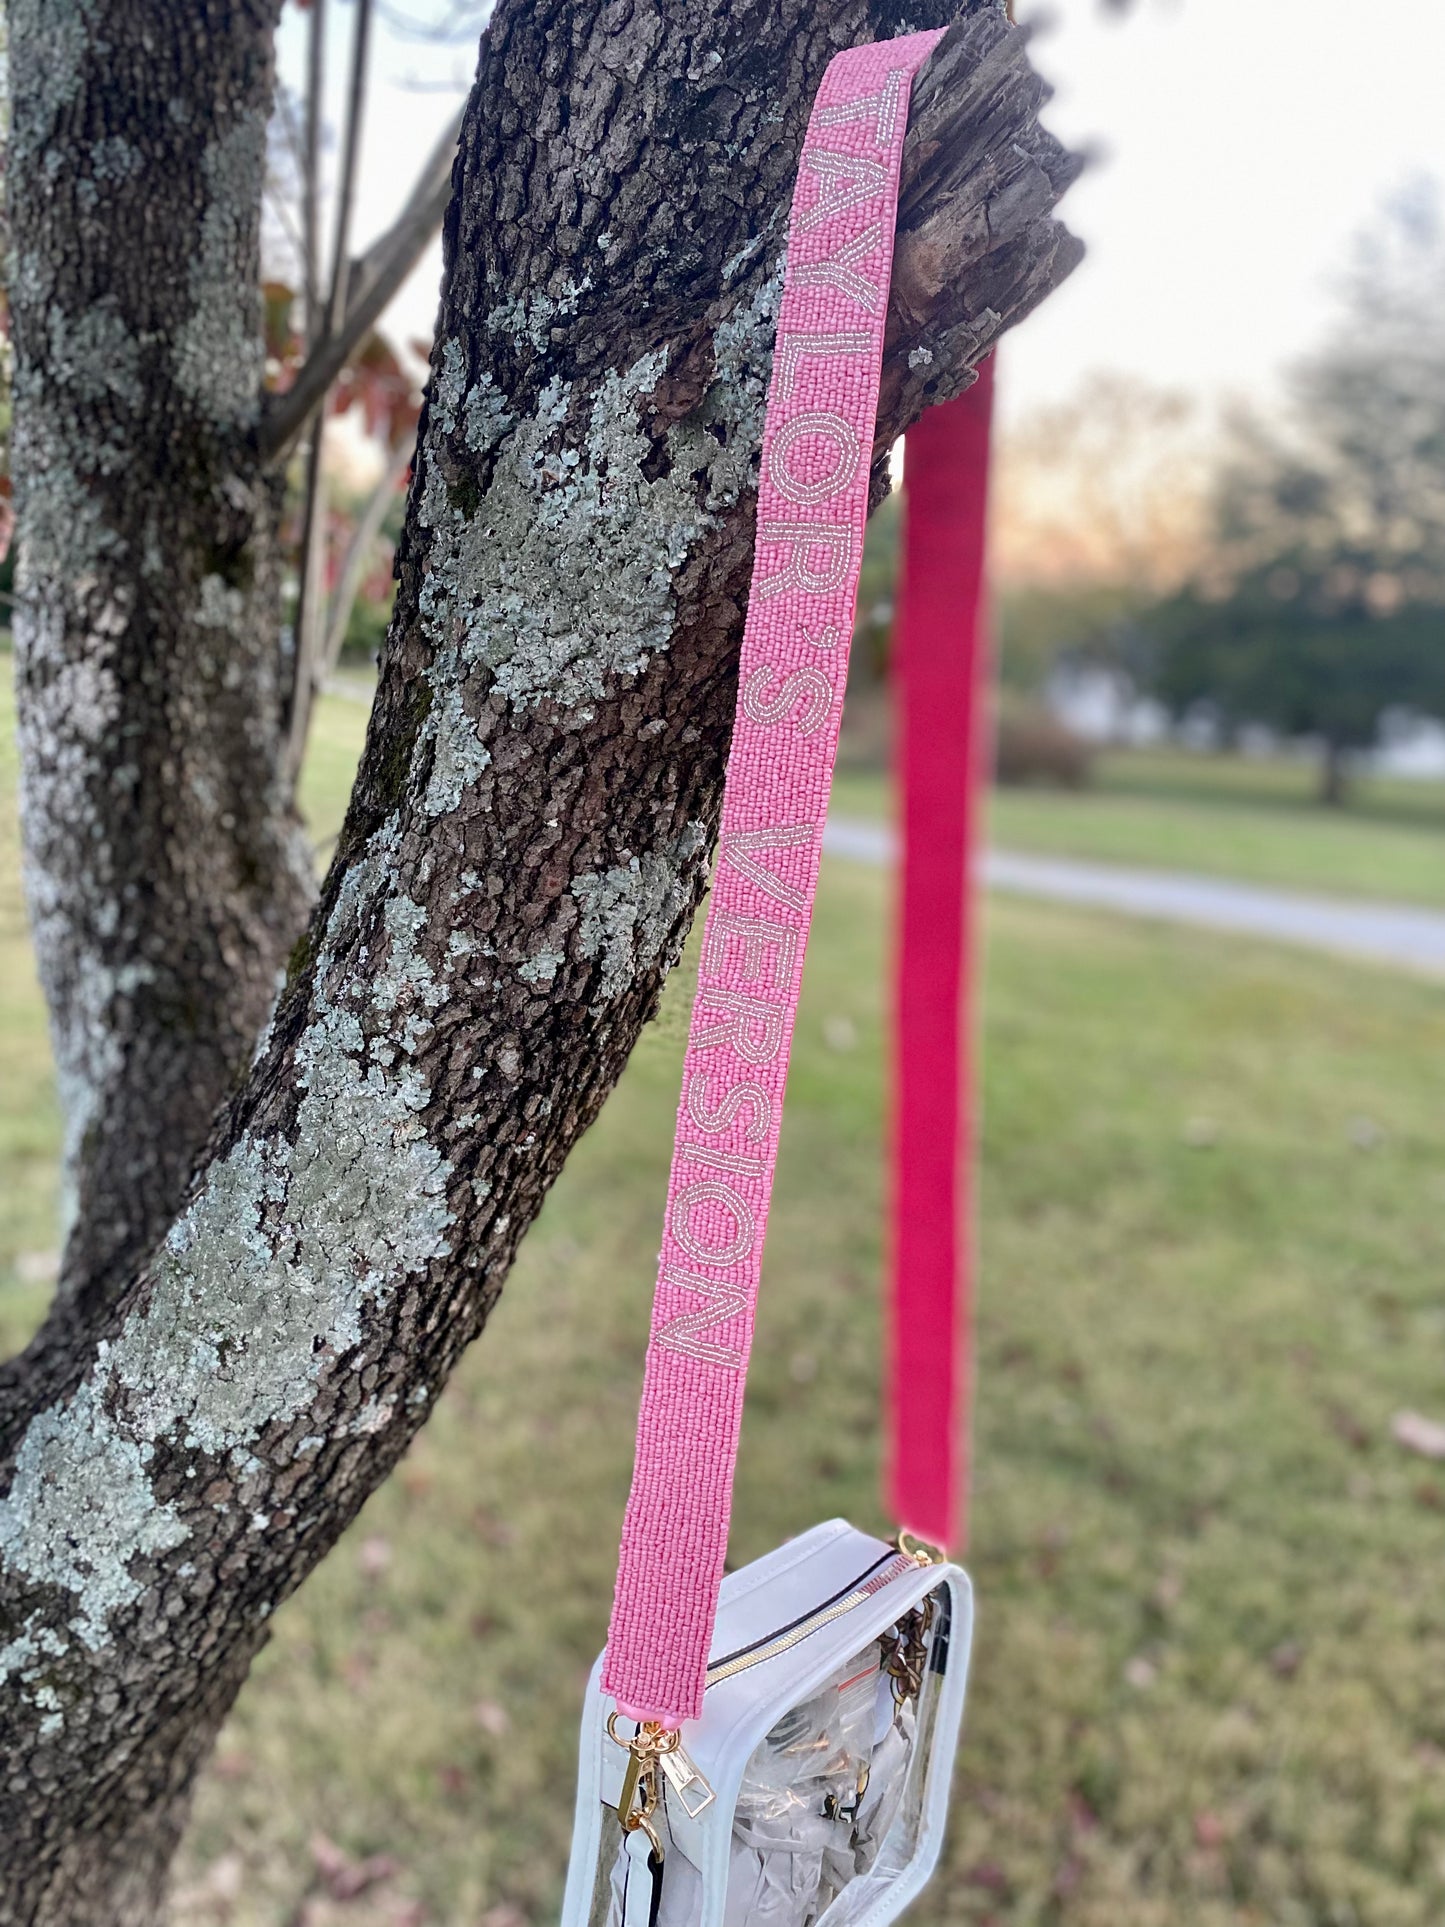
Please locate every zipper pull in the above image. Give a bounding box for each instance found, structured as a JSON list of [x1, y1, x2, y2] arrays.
[[658, 1740, 715, 1819]]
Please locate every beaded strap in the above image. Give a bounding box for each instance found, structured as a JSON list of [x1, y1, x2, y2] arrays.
[[602, 31, 950, 1727], [887, 362, 994, 1554]]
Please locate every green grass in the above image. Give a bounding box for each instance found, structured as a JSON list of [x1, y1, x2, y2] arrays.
[[6, 668, 1445, 1925], [0, 666, 63, 1346], [834, 747, 1445, 908], [298, 678, 377, 857]]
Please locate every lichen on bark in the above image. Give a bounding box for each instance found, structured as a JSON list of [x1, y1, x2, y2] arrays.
[[0, 813, 454, 1720], [173, 114, 270, 428], [572, 824, 710, 1006], [415, 350, 698, 714]]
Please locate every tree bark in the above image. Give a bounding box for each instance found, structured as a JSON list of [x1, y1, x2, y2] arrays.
[[6, 0, 314, 1349], [0, 1, 1080, 1920]]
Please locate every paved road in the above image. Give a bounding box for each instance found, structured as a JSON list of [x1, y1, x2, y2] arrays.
[[822, 819, 1445, 980]]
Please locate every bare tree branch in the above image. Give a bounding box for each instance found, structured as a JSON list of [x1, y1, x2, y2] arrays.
[[264, 84, 311, 287], [285, 0, 378, 787], [259, 106, 464, 465], [378, 0, 491, 41], [324, 0, 378, 353], [1, 0, 315, 1360], [303, 0, 327, 334]]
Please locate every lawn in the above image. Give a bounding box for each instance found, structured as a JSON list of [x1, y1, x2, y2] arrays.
[[0, 666, 63, 1344], [834, 749, 1445, 908], [5, 669, 1445, 1926]]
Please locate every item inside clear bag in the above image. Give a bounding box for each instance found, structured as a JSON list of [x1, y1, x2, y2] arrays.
[[812, 1589, 953, 1927], [594, 1586, 951, 1927], [721, 1640, 900, 1927]]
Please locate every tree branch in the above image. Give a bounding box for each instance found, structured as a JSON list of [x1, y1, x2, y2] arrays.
[[283, 0, 379, 786], [259, 106, 464, 465], [303, 0, 327, 333]]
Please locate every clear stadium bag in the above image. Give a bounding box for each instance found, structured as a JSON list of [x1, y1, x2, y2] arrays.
[[565, 1524, 970, 1927]]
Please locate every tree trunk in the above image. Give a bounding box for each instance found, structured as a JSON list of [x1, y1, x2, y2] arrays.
[[0, 2, 1081, 1920], [1321, 737, 1349, 806], [6, 0, 314, 1356]]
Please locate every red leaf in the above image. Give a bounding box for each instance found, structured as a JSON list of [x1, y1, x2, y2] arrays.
[[1194, 1811, 1226, 1849], [308, 1834, 401, 1902]]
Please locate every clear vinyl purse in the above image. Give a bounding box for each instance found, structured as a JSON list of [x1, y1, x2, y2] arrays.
[[562, 1524, 971, 1927], [562, 32, 989, 1927]]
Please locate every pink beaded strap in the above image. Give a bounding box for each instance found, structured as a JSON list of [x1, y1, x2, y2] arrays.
[[602, 31, 948, 1728]]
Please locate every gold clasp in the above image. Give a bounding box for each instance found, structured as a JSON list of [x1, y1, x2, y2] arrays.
[[606, 1716, 682, 1858], [896, 1529, 947, 1568]]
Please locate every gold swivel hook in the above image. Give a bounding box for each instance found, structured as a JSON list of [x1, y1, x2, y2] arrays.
[[606, 1716, 682, 1860]]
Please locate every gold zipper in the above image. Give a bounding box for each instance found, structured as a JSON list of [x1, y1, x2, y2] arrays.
[[704, 1554, 911, 1689], [631, 1554, 915, 1824]]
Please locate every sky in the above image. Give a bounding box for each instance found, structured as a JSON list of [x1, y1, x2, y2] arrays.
[[1004, 0, 1445, 428], [278, 0, 1445, 434]]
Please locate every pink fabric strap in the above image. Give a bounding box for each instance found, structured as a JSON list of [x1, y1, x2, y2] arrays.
[[888, 362, 994, 1552], [603, 30, 949, 1728]]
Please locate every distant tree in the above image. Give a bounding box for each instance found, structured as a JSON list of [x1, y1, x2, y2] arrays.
[[1151, 183, 1445, 804], [991, 376, 1209, 693]]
